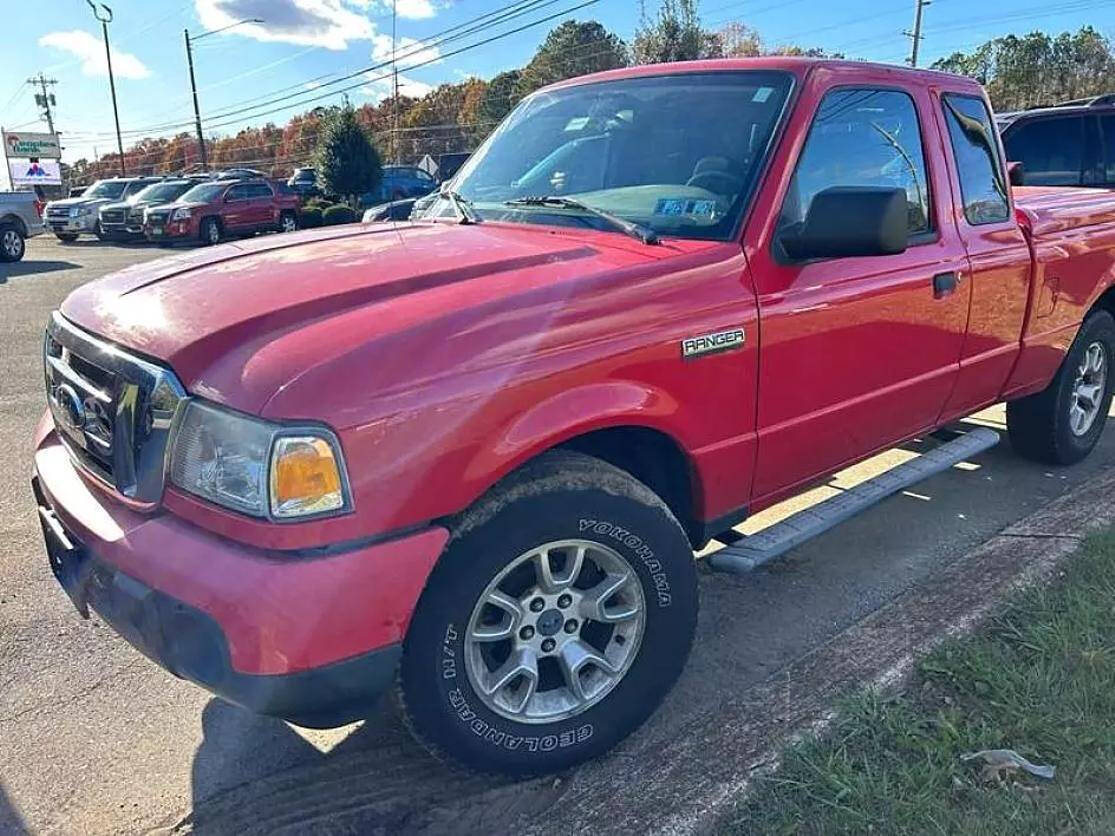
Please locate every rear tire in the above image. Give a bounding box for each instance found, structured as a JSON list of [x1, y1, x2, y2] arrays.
[[1007, 309, 1115, 465], [0, 223, 25, 262], [399, 450, 698, 776], [279, 210, 298, 233], [200, 217, 221, 246]]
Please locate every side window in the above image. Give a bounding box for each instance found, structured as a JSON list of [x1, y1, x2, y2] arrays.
[[780, 88, 931, 237], [1002, 116, 1084, 186], [942, 95, 1010, 224], [250, 183, 273, 198], [225, 185, 249, 201]]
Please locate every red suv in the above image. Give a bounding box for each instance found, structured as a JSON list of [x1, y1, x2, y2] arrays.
[[143, 179, 299, 245]]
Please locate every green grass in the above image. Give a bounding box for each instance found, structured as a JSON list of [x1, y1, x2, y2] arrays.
[[725, 532, 1115, 835]]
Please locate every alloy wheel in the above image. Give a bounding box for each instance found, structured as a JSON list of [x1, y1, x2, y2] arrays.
[[1, 229, 22, 259], [1069, 340, 1108, 436], [464, 538, 645, 724]]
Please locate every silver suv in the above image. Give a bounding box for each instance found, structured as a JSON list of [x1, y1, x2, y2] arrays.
[[44, 177, 161, 241]]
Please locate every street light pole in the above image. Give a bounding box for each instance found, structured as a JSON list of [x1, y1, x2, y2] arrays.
[[183, 18, 263, 173], [86, 2, 125, 176]]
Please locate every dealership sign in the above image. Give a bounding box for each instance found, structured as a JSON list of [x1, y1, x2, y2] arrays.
[[8, 158, 61, 185], [2, 130, 61, 159]]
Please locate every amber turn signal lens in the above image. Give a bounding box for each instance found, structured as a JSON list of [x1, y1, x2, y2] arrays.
[[270, 436, 346, 518]]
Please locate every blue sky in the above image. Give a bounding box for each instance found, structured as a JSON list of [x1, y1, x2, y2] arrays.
[[0, 0, 1111, 180]]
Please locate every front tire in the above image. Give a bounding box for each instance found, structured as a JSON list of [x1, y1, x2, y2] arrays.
[[200, 217, 221, 246], [55, 232, 78, 243], [279, 210, 298, 233], [0, 223, 25, 262], [1007, 309, 1115, 464], [399, 450, 697, 776]]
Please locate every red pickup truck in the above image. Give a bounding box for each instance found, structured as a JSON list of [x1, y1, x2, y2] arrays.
[[32, 58, 1115, 776]]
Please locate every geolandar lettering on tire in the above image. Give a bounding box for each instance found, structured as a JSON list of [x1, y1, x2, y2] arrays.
[[447, 686, 594, 752], [579, 518, 672, 606]]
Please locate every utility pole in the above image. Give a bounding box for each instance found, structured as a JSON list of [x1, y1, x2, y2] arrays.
[[27, 73, 58, 135], [392, 0, 399, 164], [184, 30, 207, 169], [86, 1, 125, 176], [905, 0, 930, 68], [182, 18, 263, 173]]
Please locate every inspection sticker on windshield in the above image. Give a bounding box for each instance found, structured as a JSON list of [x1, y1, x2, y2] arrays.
[[654, 198, 718, 218]]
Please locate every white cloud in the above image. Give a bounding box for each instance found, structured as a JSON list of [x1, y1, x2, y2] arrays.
[[395, 0, 436, 20], [360, 73, 433, 102], [195, 0, 375, 50], [39, 30, 151, 80]]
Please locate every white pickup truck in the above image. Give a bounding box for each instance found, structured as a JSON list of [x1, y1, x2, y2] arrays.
[[0, 191, 45, 262]]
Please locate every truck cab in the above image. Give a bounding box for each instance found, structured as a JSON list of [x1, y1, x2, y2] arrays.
[[31, 59, 1115, 777]]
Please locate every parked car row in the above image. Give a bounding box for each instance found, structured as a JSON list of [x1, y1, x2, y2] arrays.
[[44, 176, 300, 246], [287, 165, 440, 207]]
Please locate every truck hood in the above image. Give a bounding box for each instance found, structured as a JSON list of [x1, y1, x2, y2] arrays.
[[48, 196, 114, 211], [61, 221, 699, 416]]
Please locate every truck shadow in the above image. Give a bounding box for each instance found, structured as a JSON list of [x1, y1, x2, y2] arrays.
[[177, 412, 1098, 834]]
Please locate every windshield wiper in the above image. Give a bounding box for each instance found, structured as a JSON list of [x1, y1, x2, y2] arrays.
[[504, 196, 659, 245], [439, 187, 478, 224]]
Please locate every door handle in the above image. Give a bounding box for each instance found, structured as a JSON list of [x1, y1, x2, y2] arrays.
[[932, 271, 958, 298]]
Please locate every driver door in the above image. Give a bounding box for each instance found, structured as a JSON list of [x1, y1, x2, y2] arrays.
[[747, 85, 970, 503]]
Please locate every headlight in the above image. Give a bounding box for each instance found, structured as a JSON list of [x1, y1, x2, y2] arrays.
[[169, 400, 349, 519], [171, 207, 192, 221], [68, 207, 81, 217]]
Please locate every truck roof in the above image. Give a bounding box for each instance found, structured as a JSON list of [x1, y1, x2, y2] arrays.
[[544, 57, 984, 97]]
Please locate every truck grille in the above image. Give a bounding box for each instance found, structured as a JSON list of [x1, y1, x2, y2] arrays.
[[46, 206, 70, 220], [146, 209, 170, 225], [100, 208, 125, 224], [43, 312, 187, 502]]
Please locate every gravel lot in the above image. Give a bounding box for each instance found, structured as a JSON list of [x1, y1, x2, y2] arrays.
[[3, 234, 1115, 835]]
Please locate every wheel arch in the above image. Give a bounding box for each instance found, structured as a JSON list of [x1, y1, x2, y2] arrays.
[[456, 385, 706, 548], [0, 213, 27, 236]]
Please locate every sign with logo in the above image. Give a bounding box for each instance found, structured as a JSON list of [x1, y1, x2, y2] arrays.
[[9, 158, 61, 185], [2, 130, 61, 159]]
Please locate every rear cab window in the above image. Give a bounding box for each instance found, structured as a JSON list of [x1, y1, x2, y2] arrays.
[[777, 87, 933, 246], [941, 94, 1010, 225]]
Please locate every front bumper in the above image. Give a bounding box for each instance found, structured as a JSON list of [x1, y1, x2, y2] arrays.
[[144, 218, 196, 241], [47, 215, 95, 234], [33, 428, 448, 726], [100, 222, 142, 239]]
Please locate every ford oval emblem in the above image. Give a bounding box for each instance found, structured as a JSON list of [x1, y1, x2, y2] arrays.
[[55, 383, 85, 434]]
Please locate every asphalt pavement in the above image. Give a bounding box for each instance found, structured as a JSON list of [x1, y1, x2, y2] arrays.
[[3, 235, 1115, 835]]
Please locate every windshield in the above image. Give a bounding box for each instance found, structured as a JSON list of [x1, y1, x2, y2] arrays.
[[446, 71, 793, 240], [131, 182, 191, 203], [178, 182, 227, 203], [84, 180, 128, 200]]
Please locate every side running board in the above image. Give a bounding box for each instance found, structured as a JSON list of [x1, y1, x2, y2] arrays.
[[706, 427, 1000, 575]]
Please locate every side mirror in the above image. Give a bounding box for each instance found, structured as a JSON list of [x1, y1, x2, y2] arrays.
[[1007, 161, 1024, 187], [780, 187, 908, 261]]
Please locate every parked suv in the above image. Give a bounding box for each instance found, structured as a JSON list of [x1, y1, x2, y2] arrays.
[[143, 179, 300, 245], [998, 94, 1115, 186], [359, 165, 437, 207], [98, 178, 207, 241], [44, 177, 162, 241]]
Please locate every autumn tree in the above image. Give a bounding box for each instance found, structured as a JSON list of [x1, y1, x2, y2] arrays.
[[933, 26, 1115, 111], [314, 104, 383, 205], [632, 0, 722, 64]]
